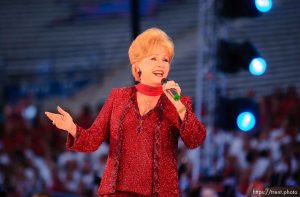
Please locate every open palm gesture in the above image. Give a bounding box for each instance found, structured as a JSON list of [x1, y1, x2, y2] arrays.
[[45, 106, 76, 137]]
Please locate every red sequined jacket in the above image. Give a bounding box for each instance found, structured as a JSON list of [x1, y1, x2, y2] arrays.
[[66, 86, 206, 197]]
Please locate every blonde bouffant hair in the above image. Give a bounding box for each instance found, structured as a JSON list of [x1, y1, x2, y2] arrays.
[[128, 28, 174, 82]]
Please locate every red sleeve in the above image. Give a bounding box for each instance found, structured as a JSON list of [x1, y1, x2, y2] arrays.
[[66, 89, 116, 152], [178, 96, 206, 149]]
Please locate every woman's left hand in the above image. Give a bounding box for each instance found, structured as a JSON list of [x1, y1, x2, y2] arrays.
[[162, 80, 181, 104]]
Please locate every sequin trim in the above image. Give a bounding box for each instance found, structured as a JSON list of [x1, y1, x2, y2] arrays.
[[152, 98, 165, 196]]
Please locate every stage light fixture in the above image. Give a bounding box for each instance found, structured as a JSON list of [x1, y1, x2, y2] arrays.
[[249, 57, 267, 76], [217, 39, 263, 74], [237, 111, 256, 132], [255, 0, 272, 13], [218, 0, 261, 18], [215, 97, 259, 131]]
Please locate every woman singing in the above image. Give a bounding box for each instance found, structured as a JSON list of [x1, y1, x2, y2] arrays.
[[45, 28, 206, 197]]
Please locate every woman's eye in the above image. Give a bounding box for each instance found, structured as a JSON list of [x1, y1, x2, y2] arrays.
[[150, 57, 157, 61], [163, 59, 169, 62]]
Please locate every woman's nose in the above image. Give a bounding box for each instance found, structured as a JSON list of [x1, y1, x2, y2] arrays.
[[157, 64, 165, 69], [158, 60, 166, 66]]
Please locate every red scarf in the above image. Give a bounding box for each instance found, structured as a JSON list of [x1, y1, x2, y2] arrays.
[[135, 83, 163, 96]]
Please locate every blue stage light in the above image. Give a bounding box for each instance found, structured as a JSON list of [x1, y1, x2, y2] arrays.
[[255, 0, 272, 13], [22, 105, 37, 120], [236, 112, 256, 132], [249, 57, 267, 76]]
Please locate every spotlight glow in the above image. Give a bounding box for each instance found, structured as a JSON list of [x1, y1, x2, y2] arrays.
[[255, 0, 272, 13], [249, 57, 267, 76], [237, 112, 256, 132], [22, 105, 37, 120]]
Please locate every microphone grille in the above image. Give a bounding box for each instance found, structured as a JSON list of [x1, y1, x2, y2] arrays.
[[161, 78, 168, 85]]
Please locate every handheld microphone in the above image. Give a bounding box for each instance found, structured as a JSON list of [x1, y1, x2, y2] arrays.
[[161, 78, 180, 101]]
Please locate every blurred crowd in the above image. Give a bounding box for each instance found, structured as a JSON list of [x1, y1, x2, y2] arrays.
[[178, 86, 300, 197], [0, 86, 299, 197]]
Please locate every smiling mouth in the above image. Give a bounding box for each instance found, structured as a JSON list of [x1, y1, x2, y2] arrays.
[[153, 73, 163, 77], [153, 71, 164, 77]]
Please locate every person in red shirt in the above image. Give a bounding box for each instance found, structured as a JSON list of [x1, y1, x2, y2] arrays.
[[45, 28, 206, 197]]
